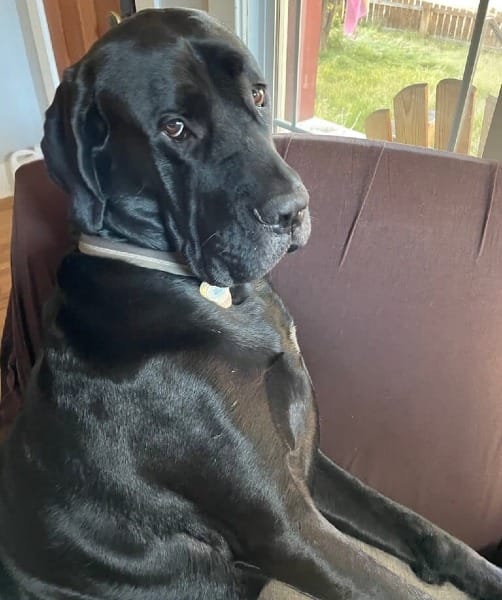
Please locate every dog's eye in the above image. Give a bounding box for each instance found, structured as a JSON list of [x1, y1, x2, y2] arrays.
[[252, 88, 265, 108], [163, 119, 189, 140]]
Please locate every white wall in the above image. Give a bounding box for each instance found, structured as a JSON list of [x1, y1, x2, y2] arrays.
[[135, 0, 236, 33], [136, 1, 209, 12], [136, 0, 236, 31], [0, 0, 45, 197]]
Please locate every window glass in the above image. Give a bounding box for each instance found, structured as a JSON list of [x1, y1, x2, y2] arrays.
[[274, 0, 502, 156]]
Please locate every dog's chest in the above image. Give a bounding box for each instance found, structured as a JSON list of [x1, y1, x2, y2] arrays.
[[265, 329, 317, 459], [216, 288, 317, 461], [38, 279, 318, 496]]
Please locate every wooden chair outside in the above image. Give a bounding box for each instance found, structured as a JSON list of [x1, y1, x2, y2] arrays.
[[481, 85, 502, 161], [478, 94, 498, 157], [365, 78, 478, 154]]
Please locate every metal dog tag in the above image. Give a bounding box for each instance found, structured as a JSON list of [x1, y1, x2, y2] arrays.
[[199, 282, 233, 309]]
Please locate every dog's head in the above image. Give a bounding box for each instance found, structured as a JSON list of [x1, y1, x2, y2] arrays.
[[42, 9, 310, 287]]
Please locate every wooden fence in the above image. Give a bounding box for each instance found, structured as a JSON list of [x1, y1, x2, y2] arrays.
[[364, 0, 502, 49]]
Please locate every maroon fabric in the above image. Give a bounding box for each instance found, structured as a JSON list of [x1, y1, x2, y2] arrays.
[[1, 136, 502, 556], [271, 135, 502, 553], [0, 161, 73, 430]]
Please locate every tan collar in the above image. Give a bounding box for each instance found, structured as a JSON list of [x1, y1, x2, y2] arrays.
[[78, 234, 232, 309], [78, 234, 194, 277], [78, 233, 232, 308]]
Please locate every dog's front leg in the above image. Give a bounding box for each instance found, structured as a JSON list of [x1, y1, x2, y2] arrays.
[[248, 476, 433, 600], [311, 450, 502, 599]]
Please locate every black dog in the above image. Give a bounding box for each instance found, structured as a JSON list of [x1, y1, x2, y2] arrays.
[[1, 9, 501, 600]]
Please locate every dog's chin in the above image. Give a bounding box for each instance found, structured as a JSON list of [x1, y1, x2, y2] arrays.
[[189, 217, 311, 287], [197, 244, 290, 288], [199, 255, 286, 287]]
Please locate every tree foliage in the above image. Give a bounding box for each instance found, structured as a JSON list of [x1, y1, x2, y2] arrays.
[[321, 0, 339, 51]]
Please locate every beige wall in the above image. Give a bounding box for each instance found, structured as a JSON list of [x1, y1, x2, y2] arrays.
[[135, 0, 236, 32]]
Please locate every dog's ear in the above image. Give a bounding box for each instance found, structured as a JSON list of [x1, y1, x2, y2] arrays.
[[41, 66, 110, 233]]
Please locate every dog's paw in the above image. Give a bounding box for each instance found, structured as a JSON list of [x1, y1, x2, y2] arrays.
[[429, 548, 502, 600], [407, 529, 451, 587], [473, 563, 502, 600], [404, 518, 502, 599]]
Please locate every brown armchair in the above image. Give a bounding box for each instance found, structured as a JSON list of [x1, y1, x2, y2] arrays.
[[2, 135, 502, 597]]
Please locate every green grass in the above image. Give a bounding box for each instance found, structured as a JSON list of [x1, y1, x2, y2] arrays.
[[315, 24, 502, 153]]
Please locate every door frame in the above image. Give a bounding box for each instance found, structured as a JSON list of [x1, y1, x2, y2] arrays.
[[19, 0, 59, 111]]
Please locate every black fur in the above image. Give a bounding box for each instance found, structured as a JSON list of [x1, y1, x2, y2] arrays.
[[1, 9, 501, 600]]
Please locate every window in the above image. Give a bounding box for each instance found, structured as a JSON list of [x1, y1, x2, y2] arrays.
[[272, 0, 502, 156]]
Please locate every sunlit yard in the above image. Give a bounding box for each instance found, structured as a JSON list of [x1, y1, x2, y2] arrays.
[[316, 24, 502, 153]]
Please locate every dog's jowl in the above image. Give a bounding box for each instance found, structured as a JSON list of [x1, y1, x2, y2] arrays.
[[1, 9, 502, 600]]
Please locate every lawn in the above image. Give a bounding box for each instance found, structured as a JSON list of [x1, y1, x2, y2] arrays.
[[315, 23, 502, 154]]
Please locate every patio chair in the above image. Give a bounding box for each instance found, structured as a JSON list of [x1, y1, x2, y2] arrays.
[[364, 78, 478, 154]]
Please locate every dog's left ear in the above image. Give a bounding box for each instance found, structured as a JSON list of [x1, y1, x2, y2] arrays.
[[41, 65, 110, 234]]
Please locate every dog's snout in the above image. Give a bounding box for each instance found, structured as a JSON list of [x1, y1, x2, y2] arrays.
[[255, 193, 309, 234]]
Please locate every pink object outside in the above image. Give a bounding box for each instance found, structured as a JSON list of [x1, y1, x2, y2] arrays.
[[344, 0, 368, 35]]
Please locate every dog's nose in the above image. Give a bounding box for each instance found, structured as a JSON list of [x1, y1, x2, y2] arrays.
[[254, 193, 308, 234]]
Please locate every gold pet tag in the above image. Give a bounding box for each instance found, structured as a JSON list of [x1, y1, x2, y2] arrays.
[[199, 282, 233, 309]]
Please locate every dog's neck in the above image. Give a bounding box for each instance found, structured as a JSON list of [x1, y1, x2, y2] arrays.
[[78, 234, 233, 309]]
